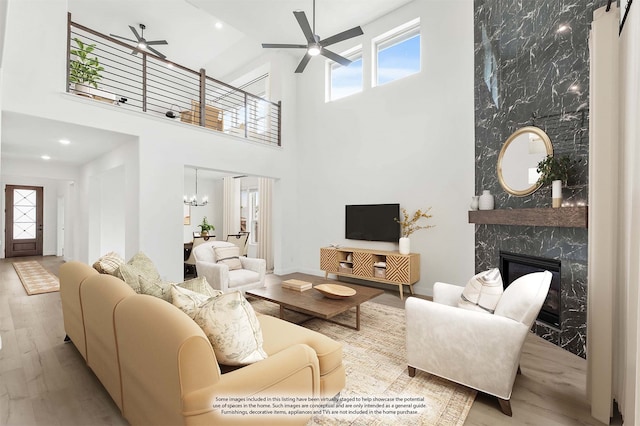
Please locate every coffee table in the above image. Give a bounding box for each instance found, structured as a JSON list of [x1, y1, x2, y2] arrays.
[[246, 283, 384, 331]]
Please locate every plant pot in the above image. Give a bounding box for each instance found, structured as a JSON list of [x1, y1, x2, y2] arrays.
[[74, 83, 93, 98], [201, 230, 209, 237], [399, 237, 411, 255], [552, 180, 563, 208]]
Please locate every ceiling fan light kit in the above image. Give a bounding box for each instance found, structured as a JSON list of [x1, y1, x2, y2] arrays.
[[110, 23, 168, 59], [261, 0, 364, 73]]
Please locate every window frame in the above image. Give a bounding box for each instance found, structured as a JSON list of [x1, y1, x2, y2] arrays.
[[372, 18, 421, 88]]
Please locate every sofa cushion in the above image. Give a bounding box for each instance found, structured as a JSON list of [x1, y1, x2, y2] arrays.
[[117, 252, 160, 294], [179, 276, 219, 297], [257, 314, 343, 376], [214, 246, 242, 270], [171, 285, 214, 318], [191, 292, 267, 366], [458, 268, 503, 314], [140, 275, 173, 301], [92, 252, 124, 275]]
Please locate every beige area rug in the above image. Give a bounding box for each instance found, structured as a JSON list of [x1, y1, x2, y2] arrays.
[[12, 260, 60, 295], [249, 298, 476, 426]]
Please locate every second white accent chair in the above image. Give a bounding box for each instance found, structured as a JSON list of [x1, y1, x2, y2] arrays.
[[193, 241, 266, 293], [405, 271, 552, 416]]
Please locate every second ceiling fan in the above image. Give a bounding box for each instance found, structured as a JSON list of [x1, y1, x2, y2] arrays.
[[262, 0, 364, 73], [110, 24, 168, 59]]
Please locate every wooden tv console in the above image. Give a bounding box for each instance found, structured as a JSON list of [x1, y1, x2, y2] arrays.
[[320, 247, 420, 299]]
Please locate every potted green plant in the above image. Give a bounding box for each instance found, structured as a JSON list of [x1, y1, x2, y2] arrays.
[[198, 216, 215, 237], [69, 37, 104, 95], [536, 155, 579, 208]]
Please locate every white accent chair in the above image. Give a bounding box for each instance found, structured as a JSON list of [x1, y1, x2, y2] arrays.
[[405, 271, 552, 416], [193, 241, 266, 293]]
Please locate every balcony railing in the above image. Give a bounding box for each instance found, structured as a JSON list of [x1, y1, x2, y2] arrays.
[[66, 13, 281, 146]]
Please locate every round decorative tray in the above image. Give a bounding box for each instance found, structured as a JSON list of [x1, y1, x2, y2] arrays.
[[314, 284, 356, 299]]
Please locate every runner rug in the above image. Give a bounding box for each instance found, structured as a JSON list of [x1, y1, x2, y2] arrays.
[[249, 298, 476, 426], [12, 260, 60, 295]]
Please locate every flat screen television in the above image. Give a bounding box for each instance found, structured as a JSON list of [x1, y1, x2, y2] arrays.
[[345, 204, 400, 242]]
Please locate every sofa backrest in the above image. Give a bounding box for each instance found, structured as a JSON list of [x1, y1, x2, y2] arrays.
[[193, 240, 234, 263], [81, 273, 135, 411], [114, 294, 221, 426], [494, 271, 552, 326], [59, 261, 98, 360]]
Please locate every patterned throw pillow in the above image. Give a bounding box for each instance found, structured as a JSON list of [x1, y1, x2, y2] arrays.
[[458, 268, 504, 314], [179, 276, 219, 297], [214, 246, 242, 271], [191, 291, 267, 366], [139, 275, 172, 302], [171, 285, 213, 318], [116, 252, 161, 294], [92, 252, 124, 275]]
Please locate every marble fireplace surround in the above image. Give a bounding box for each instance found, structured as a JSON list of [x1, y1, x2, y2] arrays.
[[470, 207, 588, 358]]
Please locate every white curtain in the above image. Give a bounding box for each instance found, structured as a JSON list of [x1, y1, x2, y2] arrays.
[[587, 5, 619, 423], [257, 177, 273, 272], [615, 2, 640, 424], [222, 177, 235, 239]]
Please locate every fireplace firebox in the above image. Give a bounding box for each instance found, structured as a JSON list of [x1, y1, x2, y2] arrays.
[[499, 251, 560, 328]]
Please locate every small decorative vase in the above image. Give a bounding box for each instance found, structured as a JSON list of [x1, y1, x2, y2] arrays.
[[399, 237, 411, 255], [201, 230, 209, 237], [478, 190, 494, 210], [552, 180, 563, 208], [470, 196, 480, 211]]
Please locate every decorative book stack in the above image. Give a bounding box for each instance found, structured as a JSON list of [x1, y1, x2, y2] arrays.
[[282, 279, 312, 291]]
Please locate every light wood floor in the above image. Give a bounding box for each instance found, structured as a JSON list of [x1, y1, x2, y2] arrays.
[[0, 257, 619, 425]]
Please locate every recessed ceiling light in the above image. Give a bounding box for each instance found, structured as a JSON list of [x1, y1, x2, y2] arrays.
[[41, 155, 51, 160], [59, 139, 71, 145], [215, 22, 223, 29]]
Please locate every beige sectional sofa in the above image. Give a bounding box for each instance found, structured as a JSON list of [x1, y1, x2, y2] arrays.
[[59, 261, 346, 425]]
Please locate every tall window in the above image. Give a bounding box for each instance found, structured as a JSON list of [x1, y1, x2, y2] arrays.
[[327, 46, 363, 102], [373, 18, 421, 87]]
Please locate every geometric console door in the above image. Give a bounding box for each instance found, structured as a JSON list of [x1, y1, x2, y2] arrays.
[[320, 247, 420, 299], [4, 185, 44, 257]]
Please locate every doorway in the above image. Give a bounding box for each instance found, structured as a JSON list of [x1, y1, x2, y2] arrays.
[[4, 185, 44, 257]]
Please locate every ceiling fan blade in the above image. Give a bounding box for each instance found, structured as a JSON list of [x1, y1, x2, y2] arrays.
[[321, 48, 352, 67], [146, 40, 168, 46], [293, 11, 315, 43], [110, 34, 138, 43], [262, 43, 307, 49], [130, 49, 139, 56], [146, 46, 167, 59], [295, 53, 312, 73], [320, 26, 364, 47], [129, 25, 142, 41]]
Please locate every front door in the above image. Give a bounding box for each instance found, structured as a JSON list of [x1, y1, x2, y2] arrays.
[[5, 185, 44, 257]]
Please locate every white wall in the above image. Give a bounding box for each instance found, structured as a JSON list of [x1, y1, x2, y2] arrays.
[[294, 0, 475, 295], [1, 0, 301, 281]]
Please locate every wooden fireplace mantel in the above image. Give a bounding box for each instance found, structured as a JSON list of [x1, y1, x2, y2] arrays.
[[468, 206, 588, 228]]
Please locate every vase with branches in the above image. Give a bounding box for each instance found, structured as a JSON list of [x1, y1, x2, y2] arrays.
[[394, 207, 435, 254]]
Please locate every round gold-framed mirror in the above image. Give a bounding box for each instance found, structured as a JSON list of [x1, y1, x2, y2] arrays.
[[497, 126, 553, 196]]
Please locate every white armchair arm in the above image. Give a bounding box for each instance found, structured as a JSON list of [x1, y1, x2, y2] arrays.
[[405, 297, 529, 400], [195, 261, 230, 292], [239, 257, 266, 277], [433, 282, 465, 306]]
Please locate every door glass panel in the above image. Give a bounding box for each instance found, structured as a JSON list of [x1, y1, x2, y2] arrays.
[[13, 189, 37, 239]]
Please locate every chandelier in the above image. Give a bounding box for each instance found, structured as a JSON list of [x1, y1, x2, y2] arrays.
[[184, 168, 208, 207]]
